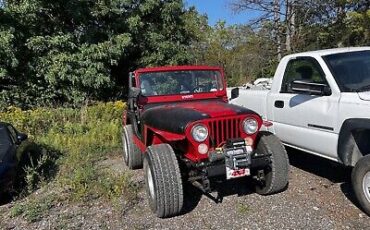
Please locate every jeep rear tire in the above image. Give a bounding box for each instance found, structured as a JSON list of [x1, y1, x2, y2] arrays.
[[144, 144, 184, 218], [255, 132, 289, 195], [352, 154, 370, 216], [122, 124, 142, 169]]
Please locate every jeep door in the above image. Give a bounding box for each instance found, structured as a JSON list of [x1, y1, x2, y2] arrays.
[[267, 56, 340, 161]]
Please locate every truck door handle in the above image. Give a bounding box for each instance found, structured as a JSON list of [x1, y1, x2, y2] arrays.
[[274, 100, 284, 108]]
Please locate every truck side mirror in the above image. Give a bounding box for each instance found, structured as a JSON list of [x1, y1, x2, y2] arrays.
[[291, 80, 331, 96], [230, 87, 239, 100]]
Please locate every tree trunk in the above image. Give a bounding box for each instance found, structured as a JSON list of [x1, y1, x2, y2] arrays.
[[285, 0, 291, 53], [274, 0, 282, 60]]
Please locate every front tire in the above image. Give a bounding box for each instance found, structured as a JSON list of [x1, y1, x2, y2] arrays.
[[352, 155, 370, 216], [255, 132, 289, 195], [144, 144, 184, 218], [122, 124, 142, 169]]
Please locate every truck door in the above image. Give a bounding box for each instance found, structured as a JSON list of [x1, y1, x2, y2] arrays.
[[268, 57, 340, 160]]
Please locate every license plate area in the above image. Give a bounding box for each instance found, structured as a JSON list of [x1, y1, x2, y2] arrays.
[[226, 167, 250, 179]]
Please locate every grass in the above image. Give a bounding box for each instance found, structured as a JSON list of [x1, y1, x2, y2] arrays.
[[10, 196, 54, 222], [237, 203, 250, 215], [1, 101, 140, 222]]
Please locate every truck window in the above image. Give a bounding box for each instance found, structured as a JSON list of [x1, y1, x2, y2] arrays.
[[323, 50, 370, 92], [281, 58, 327, 93]]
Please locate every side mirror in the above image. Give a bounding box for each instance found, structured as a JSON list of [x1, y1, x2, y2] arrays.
[[16, 133, 28, 144], [291, 80, 331, 96], [129, 87, 141, 98], [230, 87, 239, 100]]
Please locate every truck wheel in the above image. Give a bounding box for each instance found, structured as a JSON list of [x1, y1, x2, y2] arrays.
[[255, 132, 289, 195], [122, 124, 142, 169], [352, 154, 370, 216], [144, 144, 184, 218]]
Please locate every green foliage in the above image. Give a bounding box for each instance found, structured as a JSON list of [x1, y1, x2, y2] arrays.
[[191, 21, 277, 86], [1, 101, 140, 221], [10, 195, 54, 222], [0, 0, 199, 108], [237, 203, 250, 215], [191, 0, 370, 86]]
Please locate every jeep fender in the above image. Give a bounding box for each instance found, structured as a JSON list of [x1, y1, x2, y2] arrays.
[[338, 118, 370, 166], [145, 126, 186, 146]]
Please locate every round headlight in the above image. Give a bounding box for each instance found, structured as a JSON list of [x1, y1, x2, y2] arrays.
[[242, 118, 258, 134], [191, 124, 208, 142]]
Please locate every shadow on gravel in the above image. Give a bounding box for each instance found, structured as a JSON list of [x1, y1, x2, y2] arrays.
[[286, 147, 363, 211], [286, 147, 351, 183], [182, 183, 203, 214], [182, 177, 254, 214]]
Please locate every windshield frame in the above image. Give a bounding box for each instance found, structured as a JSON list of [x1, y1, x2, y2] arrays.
[[134, 66, 227, 104], [137, 70, 225, 97]]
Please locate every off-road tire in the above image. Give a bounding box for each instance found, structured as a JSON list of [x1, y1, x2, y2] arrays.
[[352, 154, 370, 216], [144, 144, 184, 218], [122, 124, 142, 169], [255, 132, 289, 195]]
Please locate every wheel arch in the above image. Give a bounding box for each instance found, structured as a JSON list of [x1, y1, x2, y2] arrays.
[[338, 118, 370, 166]]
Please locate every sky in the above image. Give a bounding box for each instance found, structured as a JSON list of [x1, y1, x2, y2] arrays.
[[185, 0, 258, 26]]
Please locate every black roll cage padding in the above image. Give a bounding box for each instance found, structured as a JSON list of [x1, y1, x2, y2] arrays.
[[127, 72, 143, 139]]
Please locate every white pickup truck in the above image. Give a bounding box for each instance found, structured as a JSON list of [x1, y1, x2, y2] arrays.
[[229, 47, 370, 215]]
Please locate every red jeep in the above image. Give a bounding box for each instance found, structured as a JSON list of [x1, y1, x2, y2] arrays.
[[122, 66, 289, 218]]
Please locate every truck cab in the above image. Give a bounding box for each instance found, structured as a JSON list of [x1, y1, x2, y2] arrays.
[[230, 47, 370, 216]]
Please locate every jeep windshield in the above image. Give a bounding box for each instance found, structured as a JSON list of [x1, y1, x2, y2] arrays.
[[139, 70, 224, 96], [323, 50, 370, 92]]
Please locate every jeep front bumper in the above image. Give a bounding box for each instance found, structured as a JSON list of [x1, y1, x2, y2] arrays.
[[203, 138, 271, 179]]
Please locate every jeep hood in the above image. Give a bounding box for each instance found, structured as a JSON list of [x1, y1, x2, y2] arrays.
[[358, 91, 370, 101], [141, 101, 257, 134]]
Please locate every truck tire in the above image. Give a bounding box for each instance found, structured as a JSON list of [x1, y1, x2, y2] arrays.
[[255, 132, 289, 195], [144, 144, 184, 218], [122, 124, 142, 169], [351, 154, 370, 216]]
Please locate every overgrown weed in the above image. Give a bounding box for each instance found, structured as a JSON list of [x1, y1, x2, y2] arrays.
[[1, 101, 139, 221]]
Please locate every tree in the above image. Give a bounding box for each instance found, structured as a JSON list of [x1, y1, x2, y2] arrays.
[[231, 0, 370, 57], [190, 21, 276, 86], [0, 0, 201, 108], [231, 0, 289, 60]]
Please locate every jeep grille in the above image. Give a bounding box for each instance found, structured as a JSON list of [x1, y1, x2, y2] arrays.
[[207, 118, 242, 147]]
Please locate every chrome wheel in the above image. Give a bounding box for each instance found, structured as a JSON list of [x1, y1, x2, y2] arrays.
[[362, 171, 370, 202], [122, 130, 128, 161], [146, 164, 155, 200]]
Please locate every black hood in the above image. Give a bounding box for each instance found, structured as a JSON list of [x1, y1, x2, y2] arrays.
[[142, 106, 210, 134], [141, 101, 257, 134]]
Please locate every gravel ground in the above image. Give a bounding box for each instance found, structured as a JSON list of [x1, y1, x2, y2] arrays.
[[1, 148, 370, 230]]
